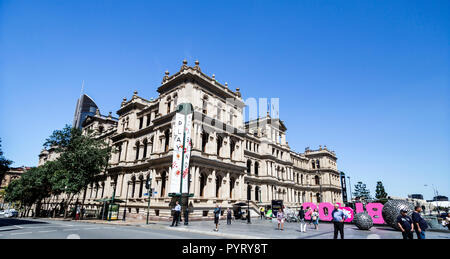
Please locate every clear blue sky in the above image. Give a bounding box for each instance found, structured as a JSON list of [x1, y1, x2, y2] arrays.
[[1, 0, 448, 200]]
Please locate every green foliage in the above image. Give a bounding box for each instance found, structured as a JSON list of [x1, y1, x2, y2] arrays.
[[45, 125, 111, 197], [0, 138, 13, 184], [375, 181, 388, 199], [353, 181, 371, 200], [5, 125, 112, 217]]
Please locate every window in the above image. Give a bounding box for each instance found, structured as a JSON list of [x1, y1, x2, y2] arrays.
[[216, 135, 223, 156], [135, 141, 140, 160], [139, 175, 144, 198], [139, 117, 143, 129], [230, 139, 235, 159], [255, 162, 259, 176], [146, 114, 151, 126], [247, 160, 251, 175], [217, 107, 221, 120], [201, 132, 208, 152], [161, 171, 167, 197], [143, 139, 148, 158], [117, 144, 122, 162], [316, 160, 320, 169], [167, 101, 171, 114], [131, 176, 136, 198], [202, 98, 208, 115], [315, 175, 320, 185], [312, 160, 316, 169], [199, 173, 206, 197], [215, 176, 222, 198], [164, 129, 170, 152]]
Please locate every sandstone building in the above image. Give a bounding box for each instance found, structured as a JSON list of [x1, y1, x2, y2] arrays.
[[39, 60, 343, 220]]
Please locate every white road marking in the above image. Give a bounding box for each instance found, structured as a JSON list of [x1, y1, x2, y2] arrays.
[[13, 225, 23, 229], [10, 232, 32, 235], [62, 228, 80, 231], [66, 234, 80, 239], [38, 230, 57, 233], [84, 227, 100, 230]]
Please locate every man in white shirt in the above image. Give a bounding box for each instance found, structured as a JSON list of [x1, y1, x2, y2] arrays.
[[171, 201, 181, 227]]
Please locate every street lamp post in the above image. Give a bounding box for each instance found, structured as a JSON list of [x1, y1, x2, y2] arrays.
[[425, 184, 440, 215], [146, 174, 153, 225], [347, 176, 352, 202]]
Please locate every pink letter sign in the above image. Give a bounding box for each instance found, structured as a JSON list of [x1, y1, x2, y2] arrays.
[[302, 202, 317, 220], [366, 203, 385, 224], [318, 202, 334, 221]]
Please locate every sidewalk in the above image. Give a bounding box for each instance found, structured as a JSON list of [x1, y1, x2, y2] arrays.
[[27, 217, 450, 239]]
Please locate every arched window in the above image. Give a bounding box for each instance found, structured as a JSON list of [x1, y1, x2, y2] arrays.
[[230, 139, 235, 159], [255, 186, 260, 202], [247, 185, 252, 200], [143, 139, 148, 159], [160, 171, 167, 197], [229, 177, 235, 199], [315, 175, 320, 185], [164, 129, 170, 152], [199, 173, 207, 197], [254, 162, 259, 176], [316, 160, 320, 169], [216, 135, 223, 156], [312, 160, 316, 169], [138, 175, 144, 198], [135, 141, 140, 160], [131, 176, 136, 198], [201, 132, 208, 152], [247, 160, 252, 175], [215, 175, 222, 198], [117, 144, 122, 162], [316, 193, 321, 203]]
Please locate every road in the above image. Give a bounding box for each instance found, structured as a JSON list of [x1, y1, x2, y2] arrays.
[[0, 218, 224, 239]]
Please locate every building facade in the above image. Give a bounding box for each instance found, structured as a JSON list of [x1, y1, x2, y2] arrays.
[[39, 60, 343, 220]]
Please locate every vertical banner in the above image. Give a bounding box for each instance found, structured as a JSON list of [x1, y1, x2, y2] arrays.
[[169, 104, 193, 194]]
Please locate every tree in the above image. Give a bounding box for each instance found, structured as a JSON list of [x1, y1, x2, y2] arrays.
[[0, 138, 13, 186], [44, 125, 112, 218], [375, 181, 388, 199], [353, 181, 371, 200]]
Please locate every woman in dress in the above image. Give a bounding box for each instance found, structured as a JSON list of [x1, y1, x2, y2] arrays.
[[277, 208, 285, 230], [311, 208, 320, 230]]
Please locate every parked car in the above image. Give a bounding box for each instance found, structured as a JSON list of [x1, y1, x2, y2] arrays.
[[4, 209, 18, 218], [0, 210, 5, 217]]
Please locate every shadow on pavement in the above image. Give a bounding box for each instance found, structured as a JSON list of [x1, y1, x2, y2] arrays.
[[0, 218, 49, 227]]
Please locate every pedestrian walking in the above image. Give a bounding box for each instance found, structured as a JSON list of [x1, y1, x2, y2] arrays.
[[214, 205, 221, 231], [277, 208, 285, 230], [311, 208, 319, 230], [396, 209, 414, 239], [260, 207, 265, 220], [308, 208, 313, 225], [298, 206, 307, 232], [171, 201, 181, 227], [75, 205, 80, 220], [226, 207, 232, 225], [332, 204, 347, 239], [412, 206, 428, 239]]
